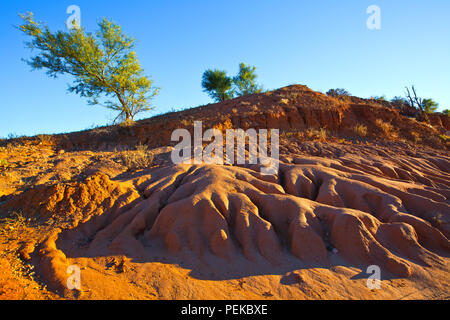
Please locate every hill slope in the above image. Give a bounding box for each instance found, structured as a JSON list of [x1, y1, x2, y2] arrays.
[[0, 85, 449, 300]]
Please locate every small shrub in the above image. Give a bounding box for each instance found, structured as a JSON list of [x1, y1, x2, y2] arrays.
[[422, 98, 438, 114], [376, 119, 397, 139], [280, 98, 290, 105], [439, 134, 450, 142], [0, 159, 9, 167], [318, 128, 327, 140], [371, 95, 386, 101], [283, 131, 303, 140], [326, 88, 351, 98], [0, 212, 28, 237], [289, 92, 299, 99], [391, 96, 408, 107], [119, 119, 135, 128], [36, 134, 55, 145], [306, 128, 315, 139], [354, 124, 368, 137], [306, 128, 327, 141], [119, 144, 154, 170], [285, 132, 295, 138], [180, 119, 190, 127], [410, 131, 422, 144]]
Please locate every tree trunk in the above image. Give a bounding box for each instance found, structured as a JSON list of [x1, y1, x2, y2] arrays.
[[114, 91, 132, 123]]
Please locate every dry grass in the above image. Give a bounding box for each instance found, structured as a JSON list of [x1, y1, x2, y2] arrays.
[[0, 212, 28, 237], [280, 98, 290, 105], [0, 212, 56, 300], [288, 91, 300, 99], [376, 119, 398, 139], [282, 130, 304, 140], [284, 131, 295, 138], [439, 134, 450, 142], [118, 144, 155, 171], [306, 128, 327, 141], [0, 159, 9, 167], [1, 143, 15, 154], [36, 134, 55, 146], [180, 119, 191, 127], [410, 131, 422, 144], [119, 119, 135, 128], [354, 124, 368, 137]]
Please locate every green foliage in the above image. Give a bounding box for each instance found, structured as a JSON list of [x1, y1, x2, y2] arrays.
[[421, 98, 439, 114], [443, 109, 450, 116], [201, 69, 234, 102], [404, 86, 440, 115], [326, 88, 351, 98], [233, 63, 263, 96], [18, 12, 159, 123], [201, 62, 262, 102]]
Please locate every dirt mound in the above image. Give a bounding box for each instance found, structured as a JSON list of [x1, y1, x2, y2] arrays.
[[3, 173, 140, 226], [4, 85, 448, 152], [2, 140, 448, 299], [1, 85, 449, 299]]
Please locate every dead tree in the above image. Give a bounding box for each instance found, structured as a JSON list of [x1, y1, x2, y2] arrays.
[[405, 86, 423, 111]]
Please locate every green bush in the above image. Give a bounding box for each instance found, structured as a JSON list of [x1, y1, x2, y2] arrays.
[[202, 62, 263, 102], [326, 88, 351, 98]]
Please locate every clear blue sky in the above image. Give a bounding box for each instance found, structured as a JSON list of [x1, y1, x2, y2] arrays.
[[1, 0, 449, 137]]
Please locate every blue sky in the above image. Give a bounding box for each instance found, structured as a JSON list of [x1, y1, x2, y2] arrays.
[[1, 0, 449, 137]]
